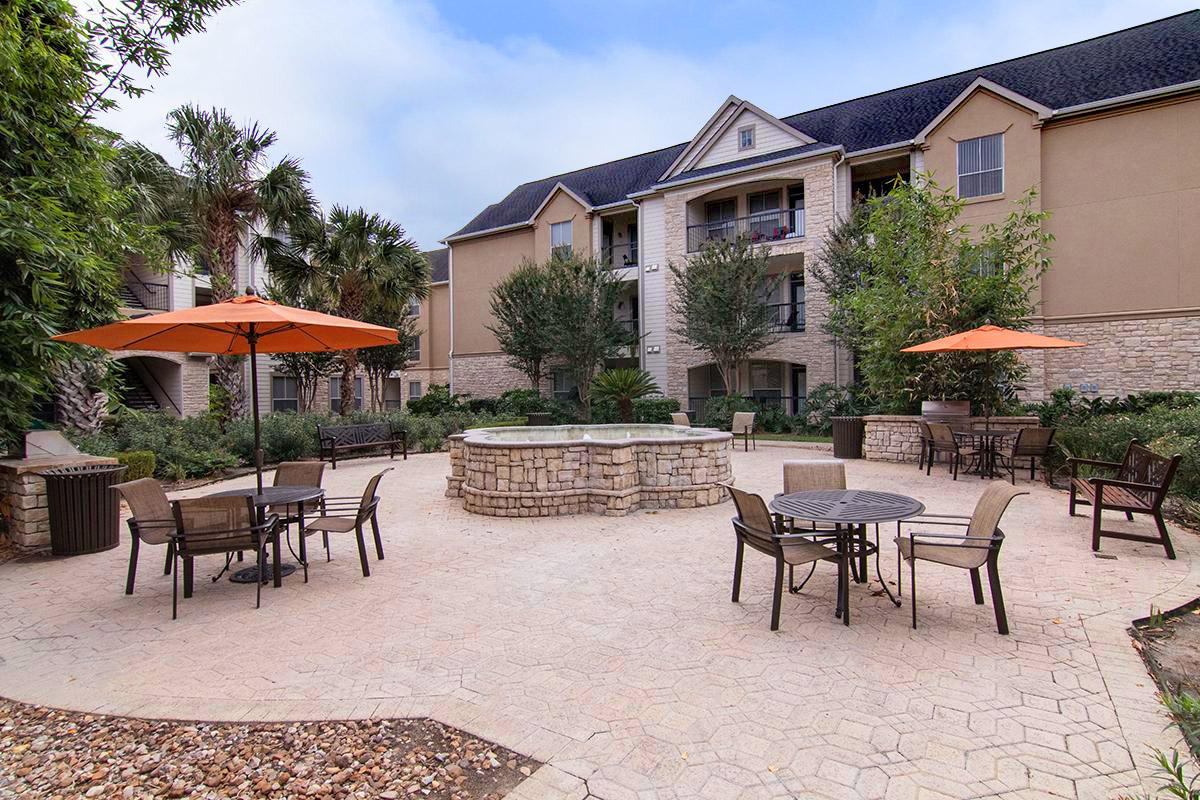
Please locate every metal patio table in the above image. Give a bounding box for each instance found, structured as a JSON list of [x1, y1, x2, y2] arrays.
[[955, 428, 1017, 479], [206, 485, 324, 585], [769, 489, 925, 626]]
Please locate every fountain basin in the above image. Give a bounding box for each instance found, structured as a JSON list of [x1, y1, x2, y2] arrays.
[[446, 424, 733, 517]]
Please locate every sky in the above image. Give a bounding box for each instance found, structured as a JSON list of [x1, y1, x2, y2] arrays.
[[98, 0, 1197, 250]]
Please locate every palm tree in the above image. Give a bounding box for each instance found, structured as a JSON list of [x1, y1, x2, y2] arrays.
[[167, 105, 313, 416], [260, 206, 430, 415], [590, 368, 661, 423]]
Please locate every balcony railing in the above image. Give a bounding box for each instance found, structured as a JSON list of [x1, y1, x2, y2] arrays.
[[766, 301, 805, 333], [687, 208, 805, 252], [122, 272, 170, 311], [601, 242, 639, 269]]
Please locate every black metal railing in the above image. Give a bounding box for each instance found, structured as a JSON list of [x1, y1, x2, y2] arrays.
[[601, 242, 639, 269], [687, 394, 807, 422], [687, 208, 805, 252], [123, 272, 170, 311], [766, 301, 806, 332]]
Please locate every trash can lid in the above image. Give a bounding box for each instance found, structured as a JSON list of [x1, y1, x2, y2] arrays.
[[39, 464, 128, 478]]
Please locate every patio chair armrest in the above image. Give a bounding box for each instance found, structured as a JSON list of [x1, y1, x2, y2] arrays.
[[906, 531, 995, 543], [901, 514, 970, 528]]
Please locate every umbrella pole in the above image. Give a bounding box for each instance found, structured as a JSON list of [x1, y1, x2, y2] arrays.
[[248, 324, 264, 493]]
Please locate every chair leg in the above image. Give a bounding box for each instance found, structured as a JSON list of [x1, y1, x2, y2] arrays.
[[857, 526, 867, 585], [183, 557, 194, 599], [896, 526, 903, 594], [172, 554, 179, 620], [731, 539, 744, 602], [1030, 457, 1036, 481], [917, 442, 925, 470], [987, 559, 1008, 635], [256, 545, 264, 609], [1155, 511, 1177, 560], [840, 554, 850, 627], [952, 453, 959, 481], [355, 525, 371, 577], [969, 568, 984, 604], [770, 556, 784, 631], [909, 557, 917, 629], [371, 512, 384, 560], [163, 540, 174, 575], [1126, 511, 1135, 521], [926, 449, 934, 476], [1090, 504, 1103, 552], [324, 533, 331, 562], [1068, 484, 1078, 516], [126, 537, 141, 595]]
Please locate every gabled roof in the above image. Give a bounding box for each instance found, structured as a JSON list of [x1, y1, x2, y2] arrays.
[[447, 11, 1200, 241], [423, 248, 449, 283]]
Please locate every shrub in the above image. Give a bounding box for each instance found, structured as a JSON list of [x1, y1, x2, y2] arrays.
[[494, 389, 576, 424], [116, 450, 155, 480], [407, 384, 465, 416], [73, 410, 240, 481], [633, 396, 681, 424], [804, 383, 873, 435], [225, 412, 324, 464], [701, 395, 760, 431], [756, 404, 792, 434]]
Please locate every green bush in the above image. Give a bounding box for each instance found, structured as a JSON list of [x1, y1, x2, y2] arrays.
[[494, 389, 576, 424], [225, 412, 324, 464], [804, 383, 873, 435], [632, 396, 681, 424], [756, 404, 793, 434], [407, 384, 465, 416], [116, 450, 156, 480], [701, 395, 760, 431], [73, 410, 239, 481]]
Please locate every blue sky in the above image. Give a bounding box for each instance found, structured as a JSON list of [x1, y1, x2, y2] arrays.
[[100, 0, 1196, 250]]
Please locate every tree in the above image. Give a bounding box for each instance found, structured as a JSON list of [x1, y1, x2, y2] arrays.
[[591, 368, 661, 424], [811, 177, 1052, 413], [359, 314, 421, 411], [259, 206, 429, 416], [669, 237, 780, 394], [0, 0, 230, 448], [488, 260, 553, 391], [543, 255, 628, 420], [168, 104, 314, 417]]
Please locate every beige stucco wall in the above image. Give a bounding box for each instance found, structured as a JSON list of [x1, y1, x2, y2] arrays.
[[449, 227, 535, 357], [532, 189, 591, 261], [1040, 96, 1200, 318]]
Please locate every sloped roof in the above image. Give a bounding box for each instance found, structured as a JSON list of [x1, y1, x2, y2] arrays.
[[424, 248, 449, 283], [661, 142, 838, 186], [448, 11, 1200, 240]]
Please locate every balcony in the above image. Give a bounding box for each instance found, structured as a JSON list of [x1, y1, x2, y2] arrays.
[[602, 242, 639, 269], [766, 301, 805, 333], [687, 208, 805, 253], [120, 272, 170, 311]]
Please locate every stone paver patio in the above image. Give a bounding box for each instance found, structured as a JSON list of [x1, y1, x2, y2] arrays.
[[0, 447, 1196, 799]]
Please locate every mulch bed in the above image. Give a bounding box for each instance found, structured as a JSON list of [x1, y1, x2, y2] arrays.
[[0, 699, 539, 799], [1130, 598, 1200, 758]]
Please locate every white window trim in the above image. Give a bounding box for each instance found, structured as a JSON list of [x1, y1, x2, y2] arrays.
[[550, 220, 573, 257], [956, 132, 1005, 199], [738, 124, 756, 152]]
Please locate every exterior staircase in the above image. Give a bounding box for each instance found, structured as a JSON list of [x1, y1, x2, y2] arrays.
[[118, 283, 146, 310], [118, 371, 160, 411]]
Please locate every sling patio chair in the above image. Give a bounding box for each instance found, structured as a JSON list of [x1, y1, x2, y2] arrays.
[[271, 460, 327, 563], [895, 482, 1027, 635], [781, 459, 868, 588], [732, 411, 757, 451], [917, 420, 934, 472], [170, 495, 278, 619], [300, 468, 391, 578], [996, 427, 1056, 484], [112, 478, 178, 595], [726, 483, 845, 631], [926, 422, 979, 480]]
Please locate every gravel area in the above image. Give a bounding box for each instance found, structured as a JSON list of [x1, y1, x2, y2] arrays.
[[0, 699, 539, 799]]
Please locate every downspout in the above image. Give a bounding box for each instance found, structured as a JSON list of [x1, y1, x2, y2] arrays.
[[829, 150, 846, 387], [634, 199, 645, 372], [447, 246, 455, 394]]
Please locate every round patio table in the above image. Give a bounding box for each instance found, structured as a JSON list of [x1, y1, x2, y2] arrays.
[[954, 428, 1017, 479], [206, 485, 324, 585], [769, 489, 925, 626]]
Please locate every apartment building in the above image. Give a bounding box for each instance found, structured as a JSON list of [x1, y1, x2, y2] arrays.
[[444, 12, 1200, 415], [112, 248, 451, 416]]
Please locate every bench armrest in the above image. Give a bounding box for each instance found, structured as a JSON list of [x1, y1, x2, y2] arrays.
[[1067, 457, 1121, 477], [1089, 477, 1165, 494]]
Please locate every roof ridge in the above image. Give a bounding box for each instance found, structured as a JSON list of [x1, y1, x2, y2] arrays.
[[781, 10, 1199, 124], [509, 141, 687, 193]]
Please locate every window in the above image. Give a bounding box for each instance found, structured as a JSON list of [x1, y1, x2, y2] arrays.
[[957, 133, 1003, 198], [271, 376, 298, 412], [406, 296, 420, 316], [550, 221, 572, 258], [329, 376, 363, 411], [747, 190, 781, 239], [705, 198, 736, 223], [787, 183, 805, 237], [408, 335, 420, 362], [738, 125, 755, 151], [552, 371, 578, 403], [408, 381, 423, 401], [383, 377, 403, 410]]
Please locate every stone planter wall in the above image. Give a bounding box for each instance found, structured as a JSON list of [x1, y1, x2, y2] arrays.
[[446, 430, 733, 517], [863, 415, 1040, 463], [0, 455, 120, 552]]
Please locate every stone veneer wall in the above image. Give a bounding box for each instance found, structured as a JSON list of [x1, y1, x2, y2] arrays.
[[1041, 314, 1200, 397], [0, 455, 120, 551], [446, 432, 732, 517], [451, 354, 551, 398], [863, 415, 1040, 463]]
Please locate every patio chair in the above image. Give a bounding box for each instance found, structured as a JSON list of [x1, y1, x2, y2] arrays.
[[782, 459, 867, 587], [926, 423, 979, 480], [112, 478, 178, 595], [895, 483, 1027, 635], [170, 495, 278, 619], [725, 484, 845, 631], [300, 468, 391, 578], [732, 412, 757, 452], [670, 412, 691, 427], [917, 420, 934, 471], [996, 427, 1055, 484], [271, 460, 327, 560]]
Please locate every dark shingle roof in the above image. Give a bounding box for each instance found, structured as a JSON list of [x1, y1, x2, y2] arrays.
[[424, 248, 449, 283], [663, 142, 838, 185], [449, 12, 1200, 240]]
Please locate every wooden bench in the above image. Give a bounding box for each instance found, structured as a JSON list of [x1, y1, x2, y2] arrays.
[[1068, 439, 1182, 559], [317, 423, 407, 470]]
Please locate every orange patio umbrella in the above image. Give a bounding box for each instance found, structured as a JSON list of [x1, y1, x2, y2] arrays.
[[53, 289, 399, 490], [901, 324, 1086, 422]]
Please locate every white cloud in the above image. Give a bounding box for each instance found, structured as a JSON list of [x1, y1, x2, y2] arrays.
[[99, 0, 1194, 248]]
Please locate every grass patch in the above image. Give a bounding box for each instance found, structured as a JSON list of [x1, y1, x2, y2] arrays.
[[755, 433, 833, 443]]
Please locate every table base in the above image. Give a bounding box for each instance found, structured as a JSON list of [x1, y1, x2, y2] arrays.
[[230, 563, 296, 584]]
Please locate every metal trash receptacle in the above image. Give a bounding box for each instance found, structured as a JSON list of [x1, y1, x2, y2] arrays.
[[831, 417, 865, 459], [40, 464, 127, 556]]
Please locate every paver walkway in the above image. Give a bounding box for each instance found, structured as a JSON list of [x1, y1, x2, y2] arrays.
[[0, 449, 1195, 799]]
